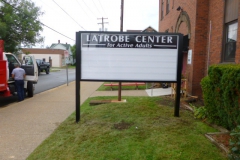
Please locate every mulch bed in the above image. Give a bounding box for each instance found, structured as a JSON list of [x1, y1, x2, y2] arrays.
[[208, 133, 231, 150]]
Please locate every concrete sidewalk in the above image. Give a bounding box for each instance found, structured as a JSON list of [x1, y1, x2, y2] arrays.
[[0, 81, 148, 160], [0, 81, 102, 160]]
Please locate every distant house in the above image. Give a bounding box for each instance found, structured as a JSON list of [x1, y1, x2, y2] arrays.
[[126, 26, 158, 32], [141, 26, 158, 32], [21, 40, 74, 67], [49, 40, 74, 65]]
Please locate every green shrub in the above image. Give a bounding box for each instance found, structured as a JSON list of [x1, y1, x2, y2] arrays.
[[201, 64, 240, 130], [193, 106, 207, 120], [190, 103, 207, 120], [229, 126, 240, 160]]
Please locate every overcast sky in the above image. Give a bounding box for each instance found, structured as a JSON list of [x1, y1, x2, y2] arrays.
[[32, 0, 159, 47]]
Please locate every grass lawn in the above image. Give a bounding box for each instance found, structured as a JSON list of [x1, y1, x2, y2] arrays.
[[97, 82, 148, 91], [50, 68, 61, 72], [60, 65, 76, 69], [50, 65, 76, 72], [27, 96, 227, 160]]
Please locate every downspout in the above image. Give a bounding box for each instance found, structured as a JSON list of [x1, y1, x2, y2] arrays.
[[207, 20, 212, 75]]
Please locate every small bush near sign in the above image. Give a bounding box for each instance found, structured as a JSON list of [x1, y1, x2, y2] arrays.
[[201, 64, 240, 130]]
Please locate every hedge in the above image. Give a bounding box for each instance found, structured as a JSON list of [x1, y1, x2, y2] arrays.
[[201, 64, 240, 130]]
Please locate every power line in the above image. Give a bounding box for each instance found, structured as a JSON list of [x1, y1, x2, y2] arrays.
[[52, 0, 86, 31], [75, 0, 94, 20], [42, 25, 75, 41], [82, 0, 97, 18], [98, 0, 108, 17], [0, 0, 75, 41], [38, 0, 59, 13], [92, 0, 102, 16]]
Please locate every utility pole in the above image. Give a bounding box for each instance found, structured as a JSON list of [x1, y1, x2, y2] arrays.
[[118, 0, 124, 101], [97, 17, 108, 31], [120, 0, 124, 32]]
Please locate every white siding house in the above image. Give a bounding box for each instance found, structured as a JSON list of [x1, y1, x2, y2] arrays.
[[49, 40, 74, 65]]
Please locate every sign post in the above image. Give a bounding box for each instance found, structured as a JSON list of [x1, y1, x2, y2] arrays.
[[118, 0, 124, 101], [76, 31, 183, 122], [76, 34, 81, 123]]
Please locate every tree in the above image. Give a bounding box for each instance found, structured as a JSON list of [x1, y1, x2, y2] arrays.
[[0, 0, 44, 53], [71, 44, 76, 63]]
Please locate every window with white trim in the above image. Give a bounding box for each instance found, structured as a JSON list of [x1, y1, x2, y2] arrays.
[[224, 21, 238, 61], [223, 0, 238, 62]]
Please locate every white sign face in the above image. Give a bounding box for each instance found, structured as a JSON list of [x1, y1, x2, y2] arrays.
[[187, 49, 192, 64], [80, 33, 180, 82]]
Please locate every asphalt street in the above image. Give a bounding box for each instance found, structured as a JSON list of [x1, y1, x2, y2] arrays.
[[0, 69, 75, 107]]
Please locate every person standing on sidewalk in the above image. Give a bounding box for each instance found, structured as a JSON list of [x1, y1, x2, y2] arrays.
[[12, 64, 26, 101]]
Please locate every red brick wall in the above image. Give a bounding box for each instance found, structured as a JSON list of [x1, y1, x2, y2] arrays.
[[236, 1, 240, 64], [191, 0, 210, 97], [159, 0, 196, 35], [207, 0, 240, 64], [207, 0, 225, 67], [159, 0, 197, 96], [159, 0, 240, 98]]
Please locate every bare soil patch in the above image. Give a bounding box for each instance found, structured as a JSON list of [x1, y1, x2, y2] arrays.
[[158, 96, 175, 107], [113, 120, 133, 130]]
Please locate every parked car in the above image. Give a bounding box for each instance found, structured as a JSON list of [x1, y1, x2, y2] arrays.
[[36, 59, 50, 75]]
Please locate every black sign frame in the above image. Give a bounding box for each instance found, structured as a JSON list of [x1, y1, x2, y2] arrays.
[[76, 31, 183, 122]]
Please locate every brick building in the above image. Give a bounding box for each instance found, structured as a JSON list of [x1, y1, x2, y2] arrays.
[[159, 0, 239, 98]]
